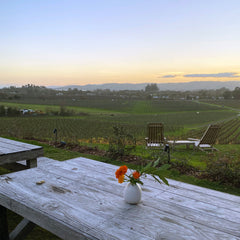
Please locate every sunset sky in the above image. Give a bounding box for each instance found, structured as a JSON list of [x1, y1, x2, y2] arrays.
[[1, 0, 240, 87]]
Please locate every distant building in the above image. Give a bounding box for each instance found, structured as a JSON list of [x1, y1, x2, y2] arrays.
[[20, 109, 35, 114]]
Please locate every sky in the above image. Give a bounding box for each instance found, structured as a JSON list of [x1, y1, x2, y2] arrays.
[[1, 0, 240, 87]]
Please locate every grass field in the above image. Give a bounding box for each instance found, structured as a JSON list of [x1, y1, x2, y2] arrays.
[[0, 98, 231, 113], [200, 99, 240, 110], [0, 99, 238, 143]]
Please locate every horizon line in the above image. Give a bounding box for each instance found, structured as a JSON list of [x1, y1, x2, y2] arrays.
[[1, 80, 240, 89]]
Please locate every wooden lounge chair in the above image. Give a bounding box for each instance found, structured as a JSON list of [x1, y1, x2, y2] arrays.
[[169, 124, 221, 151], [145, 123, 166, 149]]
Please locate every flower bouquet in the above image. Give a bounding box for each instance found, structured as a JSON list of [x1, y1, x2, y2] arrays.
[[115, 161, 169, 204], [115, 165, 142, 185]]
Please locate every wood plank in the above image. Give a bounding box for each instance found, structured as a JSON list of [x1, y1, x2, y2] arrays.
[[0, 149, 43, 165], [0, 142, 43, 154], [35, 157, 240, 228], [0, 142, 31, 153], [97, 205, 240, 240], [0, 175, 130, 240], [46, 157, 240, 208], [0, 137, 43, 166], [0, 168, 133, 239], [67, 157, 240, 203], [0, 174, 234, 239], [1, 160, 240, 240], [33, 159, 240, 236], [0, 137, 42, 150], [166, 178, 240, 202], [26, 156, 240, 216]]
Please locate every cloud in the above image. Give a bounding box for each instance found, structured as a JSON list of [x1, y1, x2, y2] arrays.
[[162, 75, 177, 78], [184, 72, 239, 78]]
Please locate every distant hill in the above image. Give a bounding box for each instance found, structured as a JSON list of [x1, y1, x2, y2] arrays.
[[50, 81, 240, 91]]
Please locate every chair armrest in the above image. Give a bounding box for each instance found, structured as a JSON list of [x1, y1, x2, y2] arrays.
[[187, 138, 199, 141]]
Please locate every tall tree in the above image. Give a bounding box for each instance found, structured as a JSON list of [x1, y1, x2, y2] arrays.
[[145, 83, 159, 93]]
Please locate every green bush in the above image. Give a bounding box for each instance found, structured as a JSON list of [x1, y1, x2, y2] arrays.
[[170, 157, 198, 175], [204, 153, 240, 187], [107, 125, 136, 159]]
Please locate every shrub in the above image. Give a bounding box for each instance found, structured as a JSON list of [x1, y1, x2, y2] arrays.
[[170, 157, 198, 175], [107, 125, 136, 159], [204, 153, 240, 187]]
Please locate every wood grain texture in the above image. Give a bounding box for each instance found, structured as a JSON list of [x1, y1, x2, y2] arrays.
[[0, 137, 42, 150], [0, 137, 43, 165], [0, 157, 239, 240]]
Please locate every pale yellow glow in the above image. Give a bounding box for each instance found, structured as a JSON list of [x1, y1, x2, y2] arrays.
[[0, 60, 240, 86], [1, 1, 240, 87]]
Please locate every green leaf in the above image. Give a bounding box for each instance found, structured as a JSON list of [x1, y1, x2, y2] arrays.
[[158, 164, 171, 171], [138, 180, 144, 185], [158, 174, 169, 185], [145, 161, 153, 169], [152, 174, 162, 184], [153, 158, 161, 167]]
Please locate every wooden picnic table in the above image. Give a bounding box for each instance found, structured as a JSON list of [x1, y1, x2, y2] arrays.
[[0, 157, 240, 240], [0, 137, 43, 170]]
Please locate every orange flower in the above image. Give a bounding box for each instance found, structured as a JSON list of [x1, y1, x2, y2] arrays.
[[118, 174, 125, 183], [115, 165, 128, 179], [133, 171, 141, 179], [120, 165, 128, 174]]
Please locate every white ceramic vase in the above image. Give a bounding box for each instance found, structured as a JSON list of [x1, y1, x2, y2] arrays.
[[123, 182, 142, 204]]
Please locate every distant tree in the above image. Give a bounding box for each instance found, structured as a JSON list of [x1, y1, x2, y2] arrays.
[[223, 90, 232, 99], [233, 87, 240, 99], [145, 83, 159, 93], [7, 106, 20, 116], [0, 105, 5, 116]]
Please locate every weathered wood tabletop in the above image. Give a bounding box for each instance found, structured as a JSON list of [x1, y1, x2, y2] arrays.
[[0, 137, 43, 169], [0, 157, 239, 240]]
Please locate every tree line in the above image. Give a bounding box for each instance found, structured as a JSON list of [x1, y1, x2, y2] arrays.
[[0, 83, 239, 101]]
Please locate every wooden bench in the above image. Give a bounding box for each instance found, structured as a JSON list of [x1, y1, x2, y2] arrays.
[[0, 137, 43, 171]]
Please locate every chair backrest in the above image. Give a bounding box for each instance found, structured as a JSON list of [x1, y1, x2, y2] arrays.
[[147, 123, 164, 143], [199, 124, 221, 145]]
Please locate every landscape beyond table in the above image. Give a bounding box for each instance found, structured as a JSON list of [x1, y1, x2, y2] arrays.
[[0, 137, 43, 169], [0, 157, 239, 240]]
